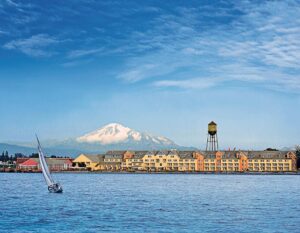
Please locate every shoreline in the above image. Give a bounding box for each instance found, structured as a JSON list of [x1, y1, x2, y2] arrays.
[[1, 170, 299, 175]]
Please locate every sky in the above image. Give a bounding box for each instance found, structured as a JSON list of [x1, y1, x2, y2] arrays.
[[0, 0, 299, 150]]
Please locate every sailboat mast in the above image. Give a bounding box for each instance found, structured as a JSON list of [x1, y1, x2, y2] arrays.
[[36, 136, 55, 186]]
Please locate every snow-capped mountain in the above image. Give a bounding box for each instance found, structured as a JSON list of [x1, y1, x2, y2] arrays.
[[3, 123, 194, 157], [76, 123, 175, 146]]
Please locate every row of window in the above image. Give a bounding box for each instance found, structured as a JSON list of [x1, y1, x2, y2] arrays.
[[248, 159, 289, 162], [127, 158, 291, 162], [104, 159, 122, 162], [248, 163, 290, 166], [249, 168, 290, 171]]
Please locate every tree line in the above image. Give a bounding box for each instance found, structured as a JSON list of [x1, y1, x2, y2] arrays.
[[0, 151, 70, 162]]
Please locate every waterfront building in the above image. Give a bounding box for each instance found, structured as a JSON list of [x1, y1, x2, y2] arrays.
[[245, 151, 296, 172], [18, 158, 39, 171], [72, 154, 104, 171], [101, 151, 124, 171], [122, 150, 199, 172], [72, 150, 297, 172], [18, 158, 73, 171], [122, 151, 147, 171]]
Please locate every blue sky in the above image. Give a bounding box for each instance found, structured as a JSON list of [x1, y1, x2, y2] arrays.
[[0, 0, 299, 149]]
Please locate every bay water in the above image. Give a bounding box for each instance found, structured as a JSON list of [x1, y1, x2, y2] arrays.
[[0, 173, 299, 233]]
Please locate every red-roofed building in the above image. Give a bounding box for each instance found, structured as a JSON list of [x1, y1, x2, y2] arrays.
[[16, 158, 30, 168], [18, 158, 39, 171], [17, 158, 73, 171]]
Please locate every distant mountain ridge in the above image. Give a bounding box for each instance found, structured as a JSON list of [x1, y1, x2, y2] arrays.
[[1, 123, 194, 157], [0, 143, 83, 157]]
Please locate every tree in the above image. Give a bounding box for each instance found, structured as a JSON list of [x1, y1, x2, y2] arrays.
[[4, 151, 9, 162], [0, 151, 4, 162], [265, 148, 278, 151], [30, 153, 39, 158]]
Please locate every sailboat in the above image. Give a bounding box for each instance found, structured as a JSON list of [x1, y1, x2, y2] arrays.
[[36, 136, 63, 193]]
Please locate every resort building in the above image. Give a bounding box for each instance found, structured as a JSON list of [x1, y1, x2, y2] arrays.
[[73, 150, 297, 172], [102, 151, 124, 171], [122, 151, 147, 171], [141, 150, 200, 172], [246, 151, 296, 172]]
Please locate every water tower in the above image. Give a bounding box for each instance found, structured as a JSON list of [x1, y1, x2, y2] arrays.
[[206, 121, 218, 151]]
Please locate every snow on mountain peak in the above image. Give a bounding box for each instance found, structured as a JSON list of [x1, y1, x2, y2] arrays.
[[76, 123, 174, 146]]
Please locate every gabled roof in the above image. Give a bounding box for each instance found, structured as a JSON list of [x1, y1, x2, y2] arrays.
[[105, 151, 126, 159], [245, 151, 289, 159], [106, 151, 126, 155], [178, 151, 194, 159], [32, 158, 74, 165], [73, 154, 103, 163], [222, 151, 239, 159], [83, 155, 104, 163], [200, 151, 217, 159], [156, 150, 169, 156], [20, 158, 38, 166], [144, 151, 158, 156], [168, 150, 179, 156], [132, 151, 148, 159]]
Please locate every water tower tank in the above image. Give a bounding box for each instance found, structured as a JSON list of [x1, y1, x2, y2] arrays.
[[208, 121, 217, 135]]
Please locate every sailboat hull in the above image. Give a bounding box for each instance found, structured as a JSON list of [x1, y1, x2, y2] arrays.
[[48, 183, 63, 193]]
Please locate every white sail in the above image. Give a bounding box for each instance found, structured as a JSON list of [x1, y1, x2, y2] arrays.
[[36, 136, 55, 186]]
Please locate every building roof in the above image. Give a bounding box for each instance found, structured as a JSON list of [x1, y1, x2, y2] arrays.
[[145, 151, 158, 156], [32, 158, 73, 165], [245, 151, 290, 159], [156, 150, 170, 156], [16, 158, 30, 165], [105, 151, 126, 159], [97, 150, 294, 160], [178, 151, 194, 159], [222, 151, 239, 159], [168, 150, 179, 156], [132, 151, 148, 159], [200, 151, 217, 159], [19, 158, 38, 166], [82, 154, 104, 163]]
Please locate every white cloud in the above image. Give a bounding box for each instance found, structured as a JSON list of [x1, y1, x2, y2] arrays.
[[116, 1, 300, 93], [67, 48, 103, 59], [154, 78, 219, 89], [3, 34, 59, 57]]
